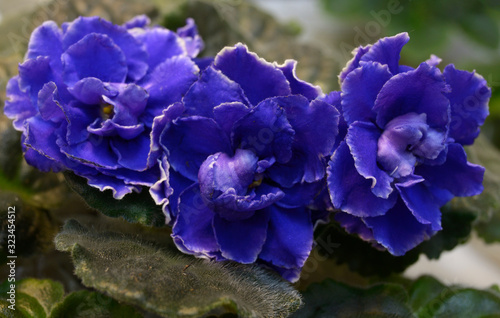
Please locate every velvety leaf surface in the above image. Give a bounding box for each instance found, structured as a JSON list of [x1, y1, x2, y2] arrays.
[[0, 278, 141, 318], [294, 275, 500, 318], [49, 290, 142, 318], [64, 172, 165, 227], [55, 219, 302, 318], [291, 279, 412, 318]]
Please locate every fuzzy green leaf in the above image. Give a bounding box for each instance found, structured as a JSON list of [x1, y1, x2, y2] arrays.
[[313, 207, 475, 277], [295, 275, 500, 318], [54, 219, 302, 318], [64, 172, 165, 227], [49, 290, 141, 318], [291, 279, 412, 317], [16, 279, 65, 316]]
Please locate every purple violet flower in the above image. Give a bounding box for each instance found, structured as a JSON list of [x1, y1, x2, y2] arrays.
[[4, 15, 203, 198], [151, 44, 339, 282], [328, 33, 490, 255]]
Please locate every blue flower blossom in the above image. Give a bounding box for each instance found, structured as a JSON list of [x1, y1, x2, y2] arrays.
[[4, 15, 203, 198], [328, 33, 490, 256], [151, 44, 339, 281]]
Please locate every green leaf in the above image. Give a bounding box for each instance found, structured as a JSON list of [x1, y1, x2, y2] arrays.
[[64, 172, 165, 227], [16, 279, 65, 316], [291, 279, 412, 317], [49, 290, 141, 318], [312, 207, 475, 277], [417, 288, 500, 318], [295, 275, 500, 318], [54, 219, 302, 318], [409, 276, 500, 318], [451, 135, 500, 242], [0, 278, 142, 317]]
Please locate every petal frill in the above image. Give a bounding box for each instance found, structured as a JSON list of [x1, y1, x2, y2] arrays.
[[24, 116, 66, 166], [213, 210, 270, 263], [59, 135, 119, 169], [176, 18, 204, 58], [341, 61, 392, 125], [213, 43, 291, 105], [79, 171, 140, 200], [4, 76, 37, 131], [364, 198, 435, 256], [444, 64, 491, 145], [359, 32, 409, 75], [338, 45, 370, 83], [327, 141, 397, 217], [277, 59, 321, 100], [346, 121, 394, 198]]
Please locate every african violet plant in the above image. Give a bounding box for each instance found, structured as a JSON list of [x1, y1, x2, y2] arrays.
[[2, 6, 500, 318]]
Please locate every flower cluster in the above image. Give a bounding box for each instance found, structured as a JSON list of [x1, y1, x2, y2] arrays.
[[5, 15, 203, 198], [4, 15, 490, 282], [150, 44, 339, 281], [328, 33, 490, 255]]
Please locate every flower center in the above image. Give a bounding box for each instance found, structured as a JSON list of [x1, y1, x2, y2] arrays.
[[101, 103, 114, 120]]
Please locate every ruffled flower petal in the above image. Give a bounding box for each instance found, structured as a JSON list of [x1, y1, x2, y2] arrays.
[[4, 77, 37, 131], [213, 211, 270, 263], [183, 66, 249, 118], [26, 21, 63, 73], [232, 98, 295, 164], [341, 61, 392, 125], [259, 206, 313, 271], [444, 64, 491, 145], [213, 43, 291, 105], [62, 33, 128, 85], [346, 121, 394, 198], [327, 142, 397, 217], [374, 62, 450, 130], [278, 59, 322, 100], [415, 143, 485, 197], [172, 184, 219, 258], [364, 198, 435, 256], [359, 32, 409, 75], [161, 116, 232, 181], [139, 55, 199, 125], [62, 16, 148, 81]]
